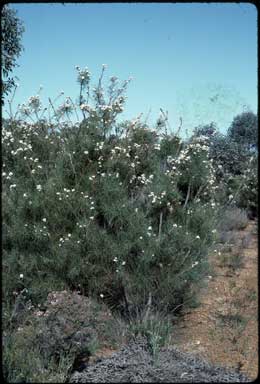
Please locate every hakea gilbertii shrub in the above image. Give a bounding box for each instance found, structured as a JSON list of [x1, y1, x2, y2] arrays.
[[3, 66, 223, 319]]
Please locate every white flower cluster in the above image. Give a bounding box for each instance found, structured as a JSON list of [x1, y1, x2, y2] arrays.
[[57, 99, 73, 116], [94, 141, 104, 151], [80, 104, 94, 113], [18, 95, 42, 117], [112, 96, 125, 113], [76, 66, 91, 85], [28, 95, 41, 110], [129, 173, 154, 185], [28, 223, 50, 238], [113, 257, 126, 267], [99, 104, 113, 112], [191, 261, 199, 268], [148, 190, 167, 205], [147, 225, 153, 237], [3, 171, 14, 180], [58, 233, 72, 247], [55, 187, 76, 200]]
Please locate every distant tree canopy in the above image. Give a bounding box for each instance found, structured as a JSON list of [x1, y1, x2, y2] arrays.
[[191, 114, 258, 178], [193, 122, 217, 138], [227, 111, 258, 149], [1, 4, 25, 105]]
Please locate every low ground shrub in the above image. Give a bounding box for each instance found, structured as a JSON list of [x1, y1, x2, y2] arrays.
[[217, 207, 248, 232], [3, 291, 120, 383]]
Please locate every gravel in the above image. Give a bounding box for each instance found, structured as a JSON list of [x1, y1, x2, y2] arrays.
[[69, 337, 250, 383]]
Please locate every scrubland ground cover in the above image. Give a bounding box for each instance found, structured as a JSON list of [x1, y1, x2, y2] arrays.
[[2, 66, 258, 382]]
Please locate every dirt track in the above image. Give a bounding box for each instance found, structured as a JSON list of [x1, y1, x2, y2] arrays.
[[171, 220, 258, 380]]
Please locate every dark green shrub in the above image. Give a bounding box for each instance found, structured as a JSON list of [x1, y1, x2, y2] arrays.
[[3, 291, 118, 383], [2, 67, 223, 322]]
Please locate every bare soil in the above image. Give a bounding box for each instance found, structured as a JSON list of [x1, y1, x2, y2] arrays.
[[171, 220, 258, 380]]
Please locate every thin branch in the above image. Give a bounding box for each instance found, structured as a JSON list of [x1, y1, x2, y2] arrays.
[[158, 211, 163, 240], [176, 117, 182, 136], [183, 183, 191, 209], [143, 292, 152, 322]]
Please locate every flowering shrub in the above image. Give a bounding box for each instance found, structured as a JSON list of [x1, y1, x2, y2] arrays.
[[3, 67, 231, 323], [192, 124, 258, 218]]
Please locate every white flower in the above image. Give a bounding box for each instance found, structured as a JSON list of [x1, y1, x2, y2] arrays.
[[192, 261, 199, 268], [42, 218, 47, 222], [19, 274, 24, 279], [100, 293, 104, 298], [195, 235, 200, 239], [84, 150, 89, 155], [36, 184, 42, 191]]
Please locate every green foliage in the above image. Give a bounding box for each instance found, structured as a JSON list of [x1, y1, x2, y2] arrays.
[[1, 4, 25, 104], [193, 122, 258, 217], [2, 65, 257, 382], [128, 311, 172, 361], [2, 111, 218, 320], [228, 111, 258, 149], [217, 207, 248, 232], [3, 291, 119, 383]]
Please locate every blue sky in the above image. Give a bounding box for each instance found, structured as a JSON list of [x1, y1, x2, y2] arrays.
[[5, 2, 257, 135]]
